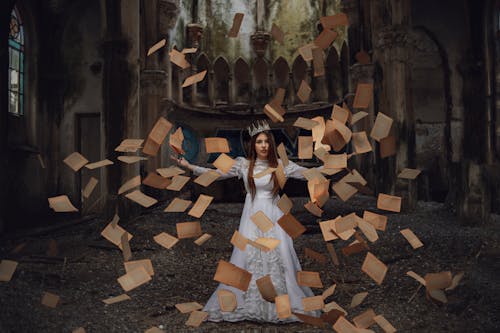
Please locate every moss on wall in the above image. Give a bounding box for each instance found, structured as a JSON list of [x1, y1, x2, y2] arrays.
[[171, 0, 346, 64]]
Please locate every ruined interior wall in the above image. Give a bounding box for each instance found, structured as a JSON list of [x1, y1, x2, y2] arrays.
[[170, 0, 346, 64], [59, 1, 104, 212], [6, 0, 48, 227], [411, 0, 467, 203]]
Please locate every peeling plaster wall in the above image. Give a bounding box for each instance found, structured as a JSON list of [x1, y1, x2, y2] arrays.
[[171, 0, 346, 64]]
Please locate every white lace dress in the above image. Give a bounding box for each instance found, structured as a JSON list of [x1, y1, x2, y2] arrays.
[[192, 157, 318, 323]]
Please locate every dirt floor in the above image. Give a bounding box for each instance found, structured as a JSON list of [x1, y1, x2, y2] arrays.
[[1, 195, 499, 333]]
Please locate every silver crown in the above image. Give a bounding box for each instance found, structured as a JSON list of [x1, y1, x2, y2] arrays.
[[247, 120, 271, 137]]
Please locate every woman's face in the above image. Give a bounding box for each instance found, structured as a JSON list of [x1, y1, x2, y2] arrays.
[[254, 132, 269, 160]]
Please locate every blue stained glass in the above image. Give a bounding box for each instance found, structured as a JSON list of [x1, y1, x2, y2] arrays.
[[8, 5, 25, 116]]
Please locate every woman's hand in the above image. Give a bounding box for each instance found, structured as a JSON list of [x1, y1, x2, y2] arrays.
[[170, 155, 191, 170]]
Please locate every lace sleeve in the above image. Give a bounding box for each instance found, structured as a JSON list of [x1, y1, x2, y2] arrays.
[[192, 156, 247, 180], [283, 160, 323, 181]]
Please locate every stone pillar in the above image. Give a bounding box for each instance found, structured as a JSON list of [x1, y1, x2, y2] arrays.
[[371, 1, 417, 211], [455, 0, 491, 224], [350, 63, 375, 186], [100, 0, 141, 219]]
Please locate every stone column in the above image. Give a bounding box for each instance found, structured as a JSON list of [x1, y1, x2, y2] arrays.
[[371, 1, 417, 211], [455, 0, 491, 224], [350, 63, 375, 186], [100, 0, 141, 219]]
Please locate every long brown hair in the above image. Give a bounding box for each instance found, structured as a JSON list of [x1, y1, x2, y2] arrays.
[[247, 131, 280, 199]]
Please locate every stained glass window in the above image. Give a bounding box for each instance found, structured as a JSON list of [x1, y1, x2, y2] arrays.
[[8, 6, 24, 116]]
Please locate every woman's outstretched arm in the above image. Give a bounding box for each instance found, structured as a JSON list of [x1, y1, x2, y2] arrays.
[[171, 155, 244, 180], [283, 159, 324, 181]]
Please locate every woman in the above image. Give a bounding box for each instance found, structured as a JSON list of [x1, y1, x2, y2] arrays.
[[174, 121, 319, 323]]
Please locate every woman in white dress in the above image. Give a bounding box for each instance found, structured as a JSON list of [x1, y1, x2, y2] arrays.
[[174, 122, 319, 323]]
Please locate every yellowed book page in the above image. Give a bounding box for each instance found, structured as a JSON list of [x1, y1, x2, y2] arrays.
[[147, 39, 166, 56], [63, 152, 88, 171], [85, 159, 113, 170], [125, 259, 154, 276], [333, 315, 358, 333], [363, 211, 387, 231], [250, 211, 274, 232], [275, 294, 292, 319], [400, 228, 424, 249], [398, 168, 421, 179], [175, 301, 203, 313], [48, 195, 78, 212], [373, 315, 397, 333], [297, 271, 323, 288], [277, 194, 293, 214], [117, 266, 151, 292], [156, 166, 185, 178], [176, 222, 202, 239], [230, 230, 248, 251], [377, 193, 402, 212], [205, 137, 230, 153], [227, 13, 244, 37], [217, 289, 237, 312], [352, 131, 372, 154], [118, 175, 141, 195], [370, 112, 393, 142], [194, 170, 220, 187], [256, 275, 277, 302], [153, 232, 179, 249], [125, 190, 158, 208], [350, 291, 369, 308], [181, 70, 207, 88], [320, 13, 349, 29], [361, 252, 388, 285], [314, 29, 337, 49], [331, 104, 350, 124], [117, 156, 147, 164], [102, 294, 131, 305], [185, 311, 208, 327], [164, 198, 192, 213], [277, 213, 306, 239], [188, 194, 213, 218], [353, 308, 376, 329], [166, 175, 190, 191], [101, 223, 132, 249], [297, 80, 312, 103], [41, 292, 60, 308], [351, 111, 368, 125], [271, 23, 284, 44], [353, 82, 373, 109], [302, 295, 325, 311], [212, 153, 236, 174], [194, 233, 212, 246], [169, 48, 190, 69], [0, 260, 18, 282], [213, 260, 252, 291]]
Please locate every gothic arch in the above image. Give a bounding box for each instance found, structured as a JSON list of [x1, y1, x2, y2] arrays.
[[195, 53, 210, 105], [326, 47, 342, 103], [213, 56, 230, 105], [292, 55, 307, 104], [273, 57, 289, 89], [234, 57, 250, 104], [252, 57, 270, 103]]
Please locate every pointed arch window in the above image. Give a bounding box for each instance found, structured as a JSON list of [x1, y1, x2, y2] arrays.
[[8, 6, 25, 115]]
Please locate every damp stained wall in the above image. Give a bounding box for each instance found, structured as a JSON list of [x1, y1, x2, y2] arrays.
[[170, 0, 347, 64]]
